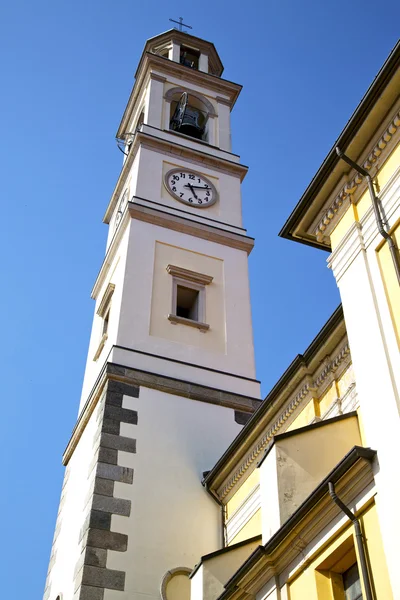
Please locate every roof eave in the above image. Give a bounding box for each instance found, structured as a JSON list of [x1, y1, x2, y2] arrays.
[[279, 39, 400, 247]]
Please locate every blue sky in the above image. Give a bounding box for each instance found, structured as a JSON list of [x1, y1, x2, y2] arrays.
[[0, 1, 398, 597]]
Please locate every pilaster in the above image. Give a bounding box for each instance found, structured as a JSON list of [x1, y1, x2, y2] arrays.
[[328, 213, 400, 596]]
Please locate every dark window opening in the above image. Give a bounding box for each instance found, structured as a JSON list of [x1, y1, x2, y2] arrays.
[[102, 309, 110, 336], [180, 46, 200, 69], [176, 286, 199, 321], [343, 563, 363, 600]]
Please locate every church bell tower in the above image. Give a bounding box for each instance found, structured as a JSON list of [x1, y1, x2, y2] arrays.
[[43, 28, 260, 600]]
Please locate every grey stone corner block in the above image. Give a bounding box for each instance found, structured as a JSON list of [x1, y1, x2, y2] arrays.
[[84, 528, 128, 552], [100, 432, 136, 453], [104, 404, 138, 425], [92, 494, 131, 517], [96, 462, 134, 484], [81, 565, 125, 591]]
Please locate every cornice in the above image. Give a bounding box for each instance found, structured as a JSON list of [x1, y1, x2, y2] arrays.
[[313, 108, 400, 243], [127, 201, 255, 255], [216, 341, 351, 500], [117, 52, 241, 139]]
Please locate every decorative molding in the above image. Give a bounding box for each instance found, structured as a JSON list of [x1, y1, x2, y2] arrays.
[[160, 567, 191, 600], [150, 72, 167, 83], [168, 314, 210, 331], [314, 109, 400, 242], [127, 201, 255, 254], [216, 95, 232, 106], [93, 333, 108, 362], [164, 87, 217, 117], [327, 221, 366, 283], [226, 484, 261, 544], [97, 283, 115, 317], [166, 264, 213, 285], [218, 342, 351, 499]]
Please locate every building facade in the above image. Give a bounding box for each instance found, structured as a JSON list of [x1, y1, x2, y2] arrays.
[[43, 30, 400, 600]]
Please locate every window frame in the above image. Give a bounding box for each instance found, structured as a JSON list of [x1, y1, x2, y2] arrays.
[[93, 283, 115, 360], [166, 264, 213, 332]]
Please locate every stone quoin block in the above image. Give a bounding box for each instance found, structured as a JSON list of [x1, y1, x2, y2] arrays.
[[81, 565, 125, 591], [96, 462, 134, 484], [99, 432, 137, 453], [92, 494, 131, 517], [85, 529, 128, 552]]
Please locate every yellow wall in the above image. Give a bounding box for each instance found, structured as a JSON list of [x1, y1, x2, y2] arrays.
[[286, 397, 318, 432], [226, 469, 259, 519], [228, 509, 262, 545], [288, 502, 393, 600], [336, 364, 354, 398], [330, 204, 357, 250], [330, 141, 400, 251], [164, 573, 191, 600], [377, 220, 400, 349], [318, 383, 338, 417]]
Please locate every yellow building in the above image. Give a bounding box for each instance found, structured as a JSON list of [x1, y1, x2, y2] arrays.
[[42, 28, 400, 600], [193, 39, 400, 600]]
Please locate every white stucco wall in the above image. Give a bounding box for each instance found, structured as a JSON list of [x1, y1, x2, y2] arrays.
[[46, 398, 102, 600], [104, 386, 243, 600]]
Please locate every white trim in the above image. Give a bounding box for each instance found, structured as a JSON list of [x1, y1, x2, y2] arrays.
[[226, 484, 261, 544]]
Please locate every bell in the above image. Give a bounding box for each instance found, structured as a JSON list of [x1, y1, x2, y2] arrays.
[[170, 92, 205, 140]]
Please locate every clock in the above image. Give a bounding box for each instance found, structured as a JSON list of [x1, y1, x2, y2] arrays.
[[164, 168, 218, 208]]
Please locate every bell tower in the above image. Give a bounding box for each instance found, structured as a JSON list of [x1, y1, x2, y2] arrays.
[[43, 29, 260, 600]]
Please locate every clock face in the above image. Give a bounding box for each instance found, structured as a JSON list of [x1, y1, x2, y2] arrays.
[[164, 169, 218, 208]]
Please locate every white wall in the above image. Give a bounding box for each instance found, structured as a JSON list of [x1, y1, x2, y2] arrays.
[[46, 397, 102, 600], [104, 386, 243, 600], [116, 218, 258, 384]]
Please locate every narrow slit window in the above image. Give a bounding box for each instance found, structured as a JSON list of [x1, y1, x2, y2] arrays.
[[102, 308, 110, 336]]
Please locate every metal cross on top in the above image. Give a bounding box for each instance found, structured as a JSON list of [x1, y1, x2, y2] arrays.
[[169, 17, 192, 32]]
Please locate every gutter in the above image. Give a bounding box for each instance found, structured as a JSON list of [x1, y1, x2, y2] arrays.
[[328, 482, 374, 600]]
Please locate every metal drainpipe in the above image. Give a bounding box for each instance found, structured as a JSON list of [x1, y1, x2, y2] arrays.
[[328, 482, 374, 600], [336, 147, 400, 286]]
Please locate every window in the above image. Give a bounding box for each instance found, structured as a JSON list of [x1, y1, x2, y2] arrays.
[[315, 536, 365, 600], [93, 283, 115, 360], [166, 264, 212, 331], [343, 563, 363, 600], [169, 92, 209, 142], [180, 46, 200, 69], [176, 285, 199, 320]]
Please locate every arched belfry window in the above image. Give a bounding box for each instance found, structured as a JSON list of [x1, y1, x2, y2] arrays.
[[166, 88, 216, 143]]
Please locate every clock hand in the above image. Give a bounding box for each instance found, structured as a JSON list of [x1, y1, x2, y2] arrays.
[[186, 184, 198, 199], [183, 185, 210, 189]]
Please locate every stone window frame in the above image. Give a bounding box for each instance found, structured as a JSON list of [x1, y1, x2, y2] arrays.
[[166, 264, 212, 332], [93, 283, 115, 361]]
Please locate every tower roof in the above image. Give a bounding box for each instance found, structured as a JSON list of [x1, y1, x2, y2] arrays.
[[137, 28, 224, 77]]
